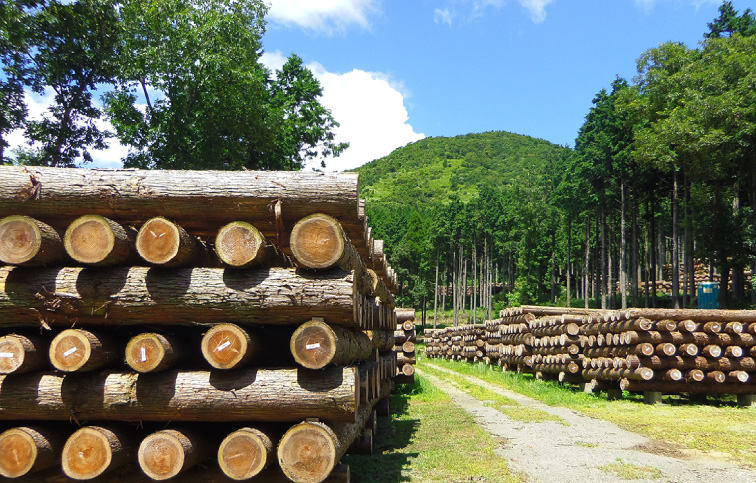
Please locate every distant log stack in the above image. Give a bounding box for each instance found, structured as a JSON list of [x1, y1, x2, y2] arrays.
[[0, 165, 403, 481], [393, 308, 416, 384], [426, 305, 756, 404]]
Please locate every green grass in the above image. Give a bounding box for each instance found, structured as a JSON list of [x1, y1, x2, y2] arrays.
[[421, 357, 756, 468], [344, 374, 522, 482], [599, 458, 664, 480]]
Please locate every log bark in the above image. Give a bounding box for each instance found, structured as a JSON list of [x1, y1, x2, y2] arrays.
[[0, 367, 359, 422], [49, 329, 118, 373], [393, 330, 416, 344], [277, 403, 372, 483], [215, 221, 272, 268], [365, 330, 395, 352], [619, 378, 756, 394], [0, 266, 359, 327], [62, 426, 134, 480], [619, 308, 756, 323], [201, 323, 261, 370], [290, 319, 373, 370], [0, 333, 47, 375], [396, 353, 416, 366], [125, 333, 183, 373], [136, 217, 202, 267], [64, 215, 134, 266], [138, 428, 209, 480], [218, 427, 275, 480], [395, 308, 415, 323], [0, 166, 361, 238], [0, 426, 64, 478], [0, 216, 64, 266]]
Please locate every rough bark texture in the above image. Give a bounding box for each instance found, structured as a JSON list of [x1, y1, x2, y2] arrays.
[[395, 308, 415, 323], [62, 426, 134, 480], [0, 426, 64, 478], [136, 217, 202, 267], [215, 221, 271, 268], [278, 404, 372, 483], [365, 330, 395, 352], [0, 216, 64, 266], [0, 333, 47, 375], [125, 333, 183, 373], [290, 319, 373, 370], [138, 428, 208, 481], [49, 329, 118, 373], [0, 266, 359, 327], [64, 215, 134, 266], [0, 367, 359, 422], [218, 427, 275, 480]]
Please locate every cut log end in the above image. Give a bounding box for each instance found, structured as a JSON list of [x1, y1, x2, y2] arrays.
[[62, 427, 116, 480], [64, 215, 116, 265], [0, 216, 51, 265], [138, 431, 186, 481], [0, 428, 37, 478], [0, 335, 27, 374], [49, 330, 92, 372], [126, 333, 166, 373], [291, 320, 337, 370], [136, 217, 182, 265], [216, 222, 267, 267], [289, 213, 344, 269], [218, 428, 272, 480], [201, 324, 249, 370], [278, 423, 337, 483]]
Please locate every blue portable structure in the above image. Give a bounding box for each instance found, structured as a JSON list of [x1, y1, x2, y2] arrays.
[[697, 282, 719, 309]]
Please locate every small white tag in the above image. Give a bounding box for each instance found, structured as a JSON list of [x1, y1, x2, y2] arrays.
[[306, 343, 321, 350], [140, 347, 147, 362], [216, 341, 231, 352], [63, 347, 77, 357], [0, 352, 14, 358]]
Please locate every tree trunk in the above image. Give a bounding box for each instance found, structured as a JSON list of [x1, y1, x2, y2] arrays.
[[218, 427, 276, 480], [49, 329, 118, 373], [584, 214, 590, 309], [125, 333, 184, 373], [620, 179, 627, 309], [138, 428, 210, 480], [136, 217, 203, 267], [0, 266, 363, 328], [201, 323, 261, 370], [64, 215, 135, 266], [0, 367, 359, 422], [0, 216, 65, 266], [672, 170, 680, 308], [433, 247, 439, 329], [62, 426, 135, 480], [215, 221, 273, 268], [0, 426, 65, 478], [601, 205, 607, 309], [0, 333, 47, 375], [290, 319, 372, 370]]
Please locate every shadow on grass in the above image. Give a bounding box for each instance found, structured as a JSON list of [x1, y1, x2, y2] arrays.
[[344, 383, 420, 483]]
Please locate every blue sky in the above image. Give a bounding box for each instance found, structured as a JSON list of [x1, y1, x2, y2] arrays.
[[7, 0, 749, 171]]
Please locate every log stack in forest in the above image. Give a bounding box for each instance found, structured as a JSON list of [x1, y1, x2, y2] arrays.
[[425, 305, 756, 404], [0, 166, 402, 482], [393, 308, 416, 384]]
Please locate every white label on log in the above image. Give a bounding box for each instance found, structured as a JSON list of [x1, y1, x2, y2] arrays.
[[63, 347, 77, 357], [0, 352, 14, 358], [140, 347, 147, 362], [216, 340, 231, 352], [306, 343, 321, 350]]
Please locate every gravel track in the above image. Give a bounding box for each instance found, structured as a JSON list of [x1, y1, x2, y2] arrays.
[[420, 363, 756, 483]]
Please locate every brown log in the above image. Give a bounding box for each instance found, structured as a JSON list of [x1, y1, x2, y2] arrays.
[[136, 217, 202, 267], [655, 343, 677, 356], [0, 216, 64, 266], [0, 266, 360, 327], [290, 319, 373, 370], [401, 341, 416, 353], [724, 321, 744, 334], [727, 371, 749, 383], [627, 355, 756, 372], [706, 371, 726, 384], [64, 215, 134, 266], [62, 426, 134, 480], [214, 221, 273, 268], [678, 343, 699, 357], [277, 403, 372, 483], [0, 333, 47, 375], [138, 428, 208, 480], [396, 352, 416, 366], [663, 368, 683, 381], [620, 308, 756, 323], [619, 378, 756, 394], [366, 269, 393, 307], [0, 166, 361, 240], [0, 426, 65, 478], [685, 369, 705, 383], [347, 428, 373, 456], [701, 345, 722, 358], [365, 330, 395, 352], [398, 363, 415, 377], [395, 308, 415, 323], [655, 319, 678, 332], [218, 427, 275, 480], [125, 333, 183, 373], [623, 330, 755, 347], [201, 323, 260, 370], [289, 214, 373, 297], [0, 367, 359, 423], [49, 329, 118, 373], [724, 345, 744, 358]]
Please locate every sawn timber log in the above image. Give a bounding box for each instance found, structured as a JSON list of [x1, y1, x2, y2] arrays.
[[0, 266, 366, 327], [0, 366, 359, 423]]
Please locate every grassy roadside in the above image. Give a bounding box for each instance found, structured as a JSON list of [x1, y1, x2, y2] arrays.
[[422, 357, 756, 468], [344, 375, 522, 483]]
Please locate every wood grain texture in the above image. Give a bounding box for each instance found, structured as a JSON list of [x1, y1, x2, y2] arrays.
[[0, 216, 64, 266]]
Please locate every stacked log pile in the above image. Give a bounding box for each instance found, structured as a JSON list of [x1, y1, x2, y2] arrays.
[[460, 324, 486, 362], [393, 309, 416, 384], [424, 305, 756, 403], [0, 166, 401, 482]]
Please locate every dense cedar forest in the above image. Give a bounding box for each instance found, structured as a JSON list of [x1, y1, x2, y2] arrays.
[[359, 3, 756, 320]]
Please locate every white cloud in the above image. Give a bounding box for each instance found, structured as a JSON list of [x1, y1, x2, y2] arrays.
[[633, 0, 720, 11], [434, 8, 455, 26], [519, 0, 553, 23], [266, 0, 381, 34]]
